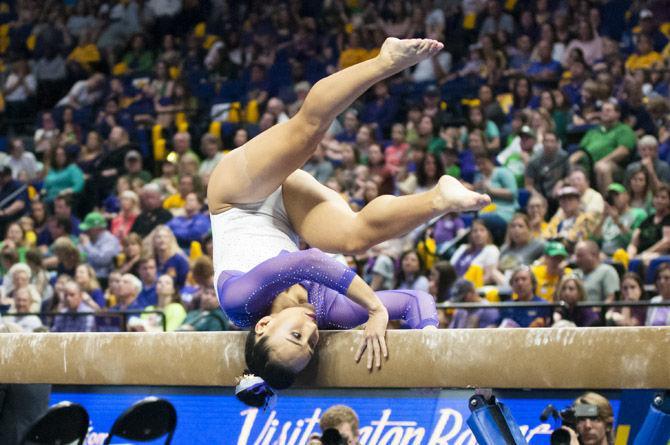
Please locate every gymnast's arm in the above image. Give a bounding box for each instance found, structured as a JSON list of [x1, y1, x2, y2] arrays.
[[219, 248, 383, 319], [327, 289, 438, 329]]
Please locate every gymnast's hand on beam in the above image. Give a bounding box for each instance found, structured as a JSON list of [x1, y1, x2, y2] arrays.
[[354, 306, 389, 371]]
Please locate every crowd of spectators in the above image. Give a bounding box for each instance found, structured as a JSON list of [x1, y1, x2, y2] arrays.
[[1, 0, 670, 332]]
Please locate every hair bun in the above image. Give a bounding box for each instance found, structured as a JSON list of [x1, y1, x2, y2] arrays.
[[235, 374, 277, 409]]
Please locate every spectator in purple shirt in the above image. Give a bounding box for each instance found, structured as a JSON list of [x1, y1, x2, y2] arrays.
[[51, 281, 95, 332], [36, 195, 80, 247], [334, 109, 359, 143], [606, 272, 646, 326], [166, 192, 210, 249], [97, 273, 145, 331], [647, 263, 670, 326], [500, 267, 552, 328], [136, 257, 158, 308], [527, 40, 563, 88], [148, 225, 189, 288], [113, 273, 144, 312], [432, 213, 466, 246], [448, 279, 499, 329], [360, 81, 398, 136], [78, 212, 121, 280]]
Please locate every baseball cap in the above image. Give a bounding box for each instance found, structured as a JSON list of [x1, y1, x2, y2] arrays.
[[640, 9, 653, 19], [294, 81, 311, 93], [125, 150, 141, 161], [607, 183, 626, 194], [544, 241, 568, 258], [450, 279, 475, 302], [424, 84, 439, 97], [519, 125, 535, 138], [79, 212, 107, 231], [558, 186, 580, 198]]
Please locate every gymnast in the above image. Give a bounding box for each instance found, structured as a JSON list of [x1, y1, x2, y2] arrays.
[[207, 38, 490, 405]]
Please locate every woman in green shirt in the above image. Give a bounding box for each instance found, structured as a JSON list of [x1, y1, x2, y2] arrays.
[[627, 166, 654, 215], [43, 145, 85, 202], [460, 106, 501, 154], [0, 222, 28, 263], [140, 274, 187, 332]]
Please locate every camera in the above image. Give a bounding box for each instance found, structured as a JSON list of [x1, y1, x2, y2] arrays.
[[320, 428, 347, 445], [540, 403, 599, 445]]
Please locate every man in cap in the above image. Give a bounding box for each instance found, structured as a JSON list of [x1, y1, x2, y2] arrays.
[[498, 124, 536, 186], [78, 211, 121, 280], [593, 183, 647, 256], [636, 9, 668, 52], [124, 150, 152, 183], [545, 186, 598, 247], [531, 241, 571, 301], [422, 84, 443, 121], [448, 279, 499, 329]]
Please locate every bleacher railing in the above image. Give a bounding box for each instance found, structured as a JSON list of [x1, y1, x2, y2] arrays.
[[436, 300, 670, 326], [3, 310, 167, 332]]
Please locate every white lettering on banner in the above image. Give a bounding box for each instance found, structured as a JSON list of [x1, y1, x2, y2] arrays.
[[427, 408, 463, 444], [401, 427, 425, 445], [255, 410, 275, 445], [237, 407, 551, 444], [363, 409, 425, 445], [238, 408, 257, 445], [239, 408, 321, 445], [525, 424, 553, 441], [84, 425, 108, 445]]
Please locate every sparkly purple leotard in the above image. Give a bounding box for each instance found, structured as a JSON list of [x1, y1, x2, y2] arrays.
[[217, 248, 438, 329]]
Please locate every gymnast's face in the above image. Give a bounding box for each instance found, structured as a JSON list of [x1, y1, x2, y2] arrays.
[[255, 304, 320, 373]]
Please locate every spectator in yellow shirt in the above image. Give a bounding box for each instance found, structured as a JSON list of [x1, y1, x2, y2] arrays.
[[163, 174, 198, 214], [67, 30, 101, 74], [338, 31, 374, 70], [625, 34, 662, 72], [531, 241, 572, 301], [527, 194, 549, 238]]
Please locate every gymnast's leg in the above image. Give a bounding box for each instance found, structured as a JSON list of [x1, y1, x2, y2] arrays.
[[283, 170, 490, 254], [208, 38, 444, 212]]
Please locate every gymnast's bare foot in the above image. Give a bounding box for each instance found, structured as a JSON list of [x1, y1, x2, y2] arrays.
[[379, 37, 444, 72], [436, 175, 491, 213]]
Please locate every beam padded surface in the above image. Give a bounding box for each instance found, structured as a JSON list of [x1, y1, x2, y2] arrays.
[[0, 328, 668, 388]]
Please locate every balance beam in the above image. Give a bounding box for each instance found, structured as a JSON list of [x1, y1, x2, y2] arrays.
[[1, 327, 668, 389]]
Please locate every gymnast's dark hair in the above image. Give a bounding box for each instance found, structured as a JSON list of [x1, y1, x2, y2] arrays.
[[244, 329, 296, 388], [235, 330, 296, 407]]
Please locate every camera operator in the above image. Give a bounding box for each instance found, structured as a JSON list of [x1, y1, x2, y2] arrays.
[[563, 392, 615, 445], [316, 404, 360, 445]]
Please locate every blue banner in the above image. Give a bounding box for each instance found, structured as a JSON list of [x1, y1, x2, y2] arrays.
[[51, 387, 625, 445]]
